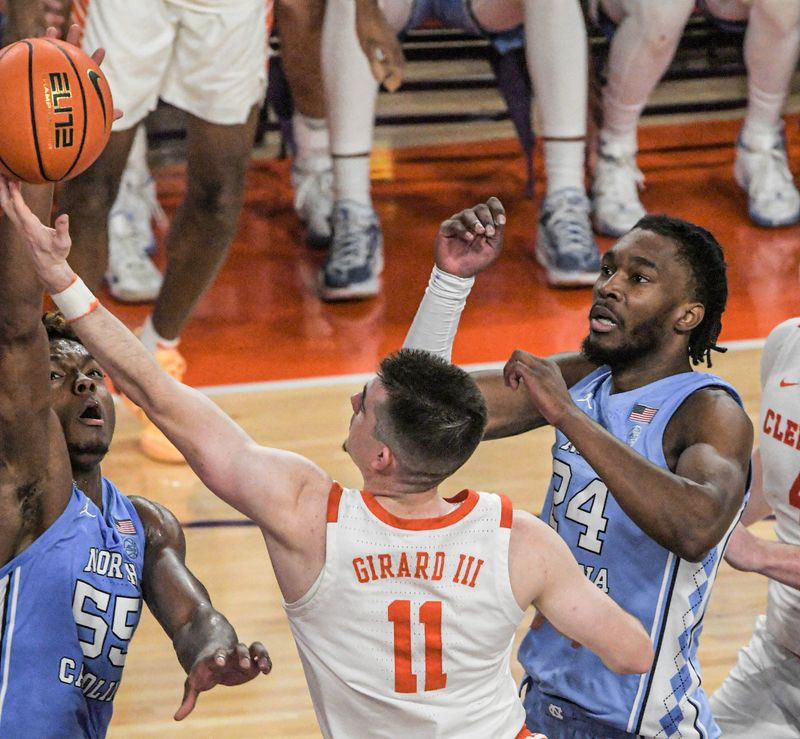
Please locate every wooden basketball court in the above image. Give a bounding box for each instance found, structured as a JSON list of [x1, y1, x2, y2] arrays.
[[101, 114, 798, 737]]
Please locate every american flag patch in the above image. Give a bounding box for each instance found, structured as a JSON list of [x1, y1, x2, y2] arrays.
[[629, 404, 658, 423], [115, 518, 136, 535]]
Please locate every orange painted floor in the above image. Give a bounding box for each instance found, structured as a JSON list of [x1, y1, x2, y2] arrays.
[[106, 116, 800, 387]]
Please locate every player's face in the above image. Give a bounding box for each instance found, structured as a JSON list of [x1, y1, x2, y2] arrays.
[[582, 229, 696, 368], [344, 378, 387, 473], [49, 339, 115, 470]]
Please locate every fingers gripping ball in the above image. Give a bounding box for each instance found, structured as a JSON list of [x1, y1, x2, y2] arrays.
[[0, 37, 113, 184]]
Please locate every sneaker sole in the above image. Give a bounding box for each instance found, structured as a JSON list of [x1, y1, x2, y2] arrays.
[[107, 285, 161, 303], [318, 274, 382, 302], [592, 212, 640, 238]]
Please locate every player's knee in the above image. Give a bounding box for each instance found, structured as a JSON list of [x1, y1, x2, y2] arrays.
[[634, 2, 694, 56], [185, 177, 245, 224]]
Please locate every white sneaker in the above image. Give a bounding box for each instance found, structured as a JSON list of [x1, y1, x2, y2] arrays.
[[734, 128, 800, 228], [292, 155, 334, 248], [592, 138, 646, 237], [106, 211, 163, 303], [113, 166, 168, 256]]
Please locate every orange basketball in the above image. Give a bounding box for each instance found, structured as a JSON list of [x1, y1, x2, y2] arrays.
[[0, 37, 114, 184]]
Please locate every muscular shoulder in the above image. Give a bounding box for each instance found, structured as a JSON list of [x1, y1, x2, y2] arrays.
[[664, 385, 753, 469], [129, 495, 185, 554]]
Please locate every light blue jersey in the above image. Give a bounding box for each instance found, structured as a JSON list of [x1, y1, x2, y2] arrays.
[[0, 478, 145, 738], [519, 367, 748, 739]]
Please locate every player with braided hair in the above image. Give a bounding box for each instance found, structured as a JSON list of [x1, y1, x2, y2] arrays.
[[404, 208, 753, 738]]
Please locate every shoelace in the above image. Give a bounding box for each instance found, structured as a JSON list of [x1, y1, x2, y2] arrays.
[[329, 211, 376, 271], [545, 196, 595, 257], [595, 153, 645, 201]]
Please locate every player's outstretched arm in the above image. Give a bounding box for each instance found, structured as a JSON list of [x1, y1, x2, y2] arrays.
[[723, 450, 800, 589], [131, 497, 272, 721], [504, 351, 753, 561], [0, 178, 332, 540], [510, 510, 654, 674]]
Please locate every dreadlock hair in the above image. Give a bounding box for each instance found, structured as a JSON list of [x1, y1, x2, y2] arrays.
[[374, 349, 487, 490], [42, 310, 81, 344], [633, 214, 728, 367]]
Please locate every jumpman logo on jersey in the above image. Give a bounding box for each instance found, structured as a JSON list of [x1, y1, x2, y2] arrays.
[[575, 391, 594, 410], [79, 500, 97, 518]]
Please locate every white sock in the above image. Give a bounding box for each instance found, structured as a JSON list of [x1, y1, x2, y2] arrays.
[[292, 112, 330, 162], [544, 140, 585, 194], [126, 124, 149, 177], [742, 84, 786, 143], [139, 315, 179, 353], [333, 155, 371, 206]]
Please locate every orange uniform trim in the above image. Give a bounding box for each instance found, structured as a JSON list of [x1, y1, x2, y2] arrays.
[[360, 489, 479, 530], [516, 725, 546, 739], [499, 494, 513, 529], [326, 482, 343, 523]]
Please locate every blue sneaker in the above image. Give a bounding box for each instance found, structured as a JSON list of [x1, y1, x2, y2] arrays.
[[536, 187, 601, 287], [319, 200, 383, 301], [734, 128, 800, 228]]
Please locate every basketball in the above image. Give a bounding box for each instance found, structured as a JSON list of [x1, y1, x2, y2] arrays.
[[0, 37, 114, 184]]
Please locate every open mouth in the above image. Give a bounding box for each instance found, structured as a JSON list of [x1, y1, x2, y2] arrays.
[[79, 403, 104, 426], [589, 304, 620, 333]]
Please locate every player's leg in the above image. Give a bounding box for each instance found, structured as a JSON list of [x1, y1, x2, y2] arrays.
[[473, 0, 599, 287], [320, 0, 411, 301], [710, 616, 800, 737], [60, 0, 174, 292], [277, 0, 333, 248], [131, 1, 267, 462], [593, 0, 694, 237], [711, 0, 800, 226], [106, 123, 166, 303]]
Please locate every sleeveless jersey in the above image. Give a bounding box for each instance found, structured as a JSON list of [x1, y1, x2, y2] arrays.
[[284, 484, 530, 739], [0, 478, 145, 738], [760, 318, 800, 656], [518, 367, 748, 738]]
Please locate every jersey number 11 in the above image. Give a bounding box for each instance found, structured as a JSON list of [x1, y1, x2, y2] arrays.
[[388, 599, 447, 693]]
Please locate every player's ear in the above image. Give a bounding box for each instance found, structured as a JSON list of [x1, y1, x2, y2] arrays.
[[675, 302, 704, 335], [372, 445, 394, 473]]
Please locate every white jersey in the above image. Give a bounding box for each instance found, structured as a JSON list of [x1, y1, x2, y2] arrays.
[[284, 484, 531, 739], [760, 318, 800, 656]]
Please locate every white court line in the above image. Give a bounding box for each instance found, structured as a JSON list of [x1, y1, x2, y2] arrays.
[[198, 337, 766, 397]]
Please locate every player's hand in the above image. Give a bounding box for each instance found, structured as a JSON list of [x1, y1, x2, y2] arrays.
[[355, 0, 405, 92], [46, 23, 122, 121], [3, 0, 66, 43], [174, 641, 272, 721], [0, 176, 75, 292], [503, 350, 576, 427], [434, 197, 505, 278]]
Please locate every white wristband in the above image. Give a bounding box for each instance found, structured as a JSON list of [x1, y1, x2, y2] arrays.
[[403, 265, 474, 361], [51, 276, 100, 322]]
